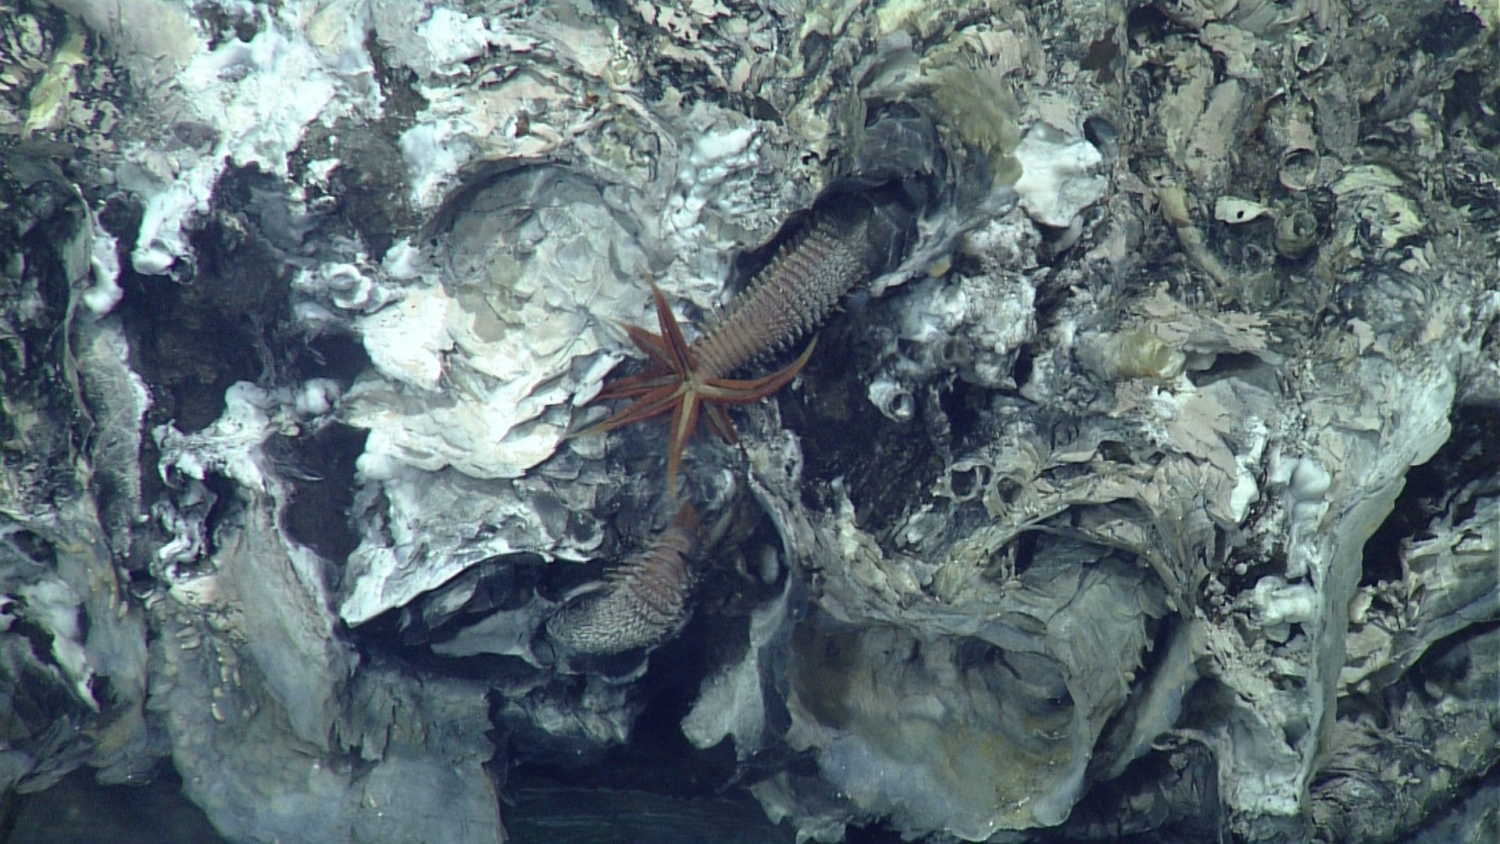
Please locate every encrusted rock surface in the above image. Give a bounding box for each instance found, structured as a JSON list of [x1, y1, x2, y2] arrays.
[[0, 1, 1496, 843]]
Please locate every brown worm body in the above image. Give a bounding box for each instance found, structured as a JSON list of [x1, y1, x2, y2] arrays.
[[546, 504, 700, 655], [692, 216, 872, 379], [572, 201, 892, 493]]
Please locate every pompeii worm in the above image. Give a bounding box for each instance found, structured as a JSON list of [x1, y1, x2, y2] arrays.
[[545, 503, 701, 655]]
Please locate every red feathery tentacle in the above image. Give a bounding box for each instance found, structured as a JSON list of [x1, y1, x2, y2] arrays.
[[665, 391, 701, 494], [702, 402, 738, 445], [576, 209, 870, 487], [652, 283, 696, 378], [697, 339, 817, 403]]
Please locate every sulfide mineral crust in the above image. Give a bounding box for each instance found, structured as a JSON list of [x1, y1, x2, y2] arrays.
[[0, 1, 1496, 843]]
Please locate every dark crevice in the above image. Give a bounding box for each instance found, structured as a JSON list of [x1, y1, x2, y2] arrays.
[[276, 423, 367, 563], [1361, 406, 1499, 587], [510, 610, 737, 797]]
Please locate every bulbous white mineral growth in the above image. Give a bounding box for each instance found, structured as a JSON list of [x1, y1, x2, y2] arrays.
[[352, 450, 404, 483], [1279, 455, 1332, 580], [399, 120, 475, 209], [1246, 575, 1320, 642], [1288, 457, 1332, 506], [1226, 416, 1269, 524], [155, 498, 207, 569], [292, 300, 338, 328], [80, 222, 124, 316], [293, 262, 390, 311], [131, 165, 216, 276], [381, 238, 428, 279], [155, 382, 277, 493], [354, 284, 455, 390], [1011, 125, 1107, 229], [294, 379, 342, 417], [901, 259, 1037, 388]]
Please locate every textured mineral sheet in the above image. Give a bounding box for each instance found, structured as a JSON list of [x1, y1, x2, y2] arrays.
[[0, 1, 1497, 843]]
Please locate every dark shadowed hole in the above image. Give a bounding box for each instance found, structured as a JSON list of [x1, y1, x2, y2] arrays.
[[1361, 407, 1497, 587], [277, 422, 368, 563]]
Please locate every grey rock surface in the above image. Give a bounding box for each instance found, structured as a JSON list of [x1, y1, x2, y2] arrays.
[[0, 0, 1496, 843]]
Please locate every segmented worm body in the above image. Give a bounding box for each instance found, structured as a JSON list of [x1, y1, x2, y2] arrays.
[[546, 504, 700, 655], [693, 214, 873, 378]]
